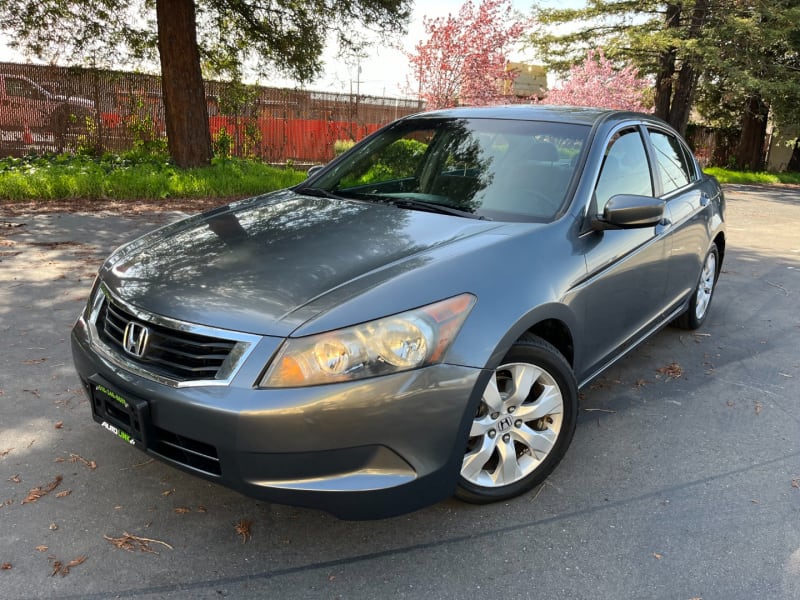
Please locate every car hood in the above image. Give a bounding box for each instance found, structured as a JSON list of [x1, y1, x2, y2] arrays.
[[100, 190, 503, 336]]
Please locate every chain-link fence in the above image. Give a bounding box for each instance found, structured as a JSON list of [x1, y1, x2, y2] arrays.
[[0, 62, 424, 163]]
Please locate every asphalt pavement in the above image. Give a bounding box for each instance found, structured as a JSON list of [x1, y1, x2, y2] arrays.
[[1, 185, 799, 599]]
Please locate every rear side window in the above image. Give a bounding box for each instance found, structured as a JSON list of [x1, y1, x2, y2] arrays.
[[648, 129, 693, 194]]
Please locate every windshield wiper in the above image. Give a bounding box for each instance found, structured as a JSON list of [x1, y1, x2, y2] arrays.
[[383, 197, 489, 220], [296, 186, 343, 200]]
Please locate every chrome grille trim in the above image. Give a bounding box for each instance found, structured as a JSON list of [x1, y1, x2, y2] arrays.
[[86, 284, 260, 388]]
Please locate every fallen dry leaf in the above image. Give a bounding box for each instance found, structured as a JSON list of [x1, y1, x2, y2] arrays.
[[235, 519, 252, 543], [22, 475, 63, 504], [196, 506, 207, 513], [22, 358, 47, 365], [634, 379, 648, 388], [0, 448, 13, 458], [755, 401, 763, 416], [54, 421, 64, 429], [49, 560, 62, 577], [657, 363, 683, 379], [161, 489, 174, 497], [173, 507, 191, 514], [791, 479, 799, 489], [652, 552, 663, 560], [55, 490, 72, 499], [1, 563, 11, 570], [49, 555, 87, 577], [104, 532, 173, 554], [49, 523, 58, 531], [60, 555, 87, 576], [35, 545, 48, 552], [726, 400, 735, 408], [7, 474, 20, 484], [56, 453, 97, 470]]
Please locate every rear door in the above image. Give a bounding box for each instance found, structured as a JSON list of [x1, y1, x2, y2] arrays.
[[646, 127, 711, 310]]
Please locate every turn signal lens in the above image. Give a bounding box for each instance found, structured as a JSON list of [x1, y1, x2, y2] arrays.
[[260, 294, 475, 388]]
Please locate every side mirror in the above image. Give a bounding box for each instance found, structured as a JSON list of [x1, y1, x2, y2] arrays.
[[592, 194, 665, 230], [306, 164, 325, 178]]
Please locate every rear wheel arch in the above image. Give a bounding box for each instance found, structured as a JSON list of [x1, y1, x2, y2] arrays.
[[713, 232, 725, 268]]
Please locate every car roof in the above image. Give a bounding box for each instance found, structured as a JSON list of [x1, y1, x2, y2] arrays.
[[406, 104, 663, 128]]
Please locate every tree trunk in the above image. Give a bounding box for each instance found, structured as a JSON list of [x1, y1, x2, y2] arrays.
[[653, 3, 681, 121], [666, 0, 710, 135], [667, 62, 698, 136], [735, 94, 769, 171], [156, 0, 212, 168]]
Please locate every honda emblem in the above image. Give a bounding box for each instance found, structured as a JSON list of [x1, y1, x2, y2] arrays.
[[122, 321, 150, 358]]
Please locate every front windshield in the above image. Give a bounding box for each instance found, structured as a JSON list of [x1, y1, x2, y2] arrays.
[[308, 117, 590, 222]]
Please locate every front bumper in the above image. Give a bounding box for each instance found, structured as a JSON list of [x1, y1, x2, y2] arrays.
[[71, 315, 484, 519]]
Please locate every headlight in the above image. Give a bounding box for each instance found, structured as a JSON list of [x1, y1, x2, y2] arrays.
[[260, 294, 475, 388]]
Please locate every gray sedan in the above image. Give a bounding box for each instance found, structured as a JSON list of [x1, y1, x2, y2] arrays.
[[71, 106, 725, 519]]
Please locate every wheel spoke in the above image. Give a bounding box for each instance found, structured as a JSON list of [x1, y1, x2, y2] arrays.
[[461, 435, 496, 481], [515, 385, 563, 421], [492, 439, 522, 486], [469, 415, 495, 437], [482, 375, 504, 413], [514, 424, 557, 458], [507, 363, 541, 406]]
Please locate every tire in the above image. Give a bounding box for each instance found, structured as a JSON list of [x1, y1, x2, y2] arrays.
[[456, 334, 578, 504], [674, 243, 719, 330]]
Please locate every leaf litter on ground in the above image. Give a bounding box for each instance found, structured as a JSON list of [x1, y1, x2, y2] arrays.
[[55, 453, 97, 469], [104, 532, 174, 554], [657, 362, 683, 379], [22, 475, 63, 504], [49, 555, 87, 577], [235, 519, 253, 543]]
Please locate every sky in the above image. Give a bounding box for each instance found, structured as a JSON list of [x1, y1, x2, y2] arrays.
[[0, 1, 581, 99], [281, 0, 538, 98]]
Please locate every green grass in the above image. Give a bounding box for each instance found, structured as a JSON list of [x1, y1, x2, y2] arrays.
[[3, 153, 799, 202], [0, 152, 307, 201], [704, 167, 800, 185]]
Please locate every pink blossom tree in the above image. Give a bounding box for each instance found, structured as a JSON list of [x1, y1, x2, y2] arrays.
[[543, 49, 652, 112], [407, 0, 528, 109]]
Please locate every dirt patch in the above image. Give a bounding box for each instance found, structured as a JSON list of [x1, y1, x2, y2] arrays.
[[0, 197, 237, 217]]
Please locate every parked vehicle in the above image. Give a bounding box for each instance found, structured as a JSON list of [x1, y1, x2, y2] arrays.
[[0, 74, 95, 143], [71, 106, 725, 519]]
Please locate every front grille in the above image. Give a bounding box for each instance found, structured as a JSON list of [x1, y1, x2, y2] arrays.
[[151, 426, 221, 476], [96, 295, 237, 383]]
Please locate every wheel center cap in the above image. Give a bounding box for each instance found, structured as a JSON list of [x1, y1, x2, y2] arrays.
[[497, 415, 514, 432]]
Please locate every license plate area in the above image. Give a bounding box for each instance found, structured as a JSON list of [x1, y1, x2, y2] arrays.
[[90, 380, 150, 448]]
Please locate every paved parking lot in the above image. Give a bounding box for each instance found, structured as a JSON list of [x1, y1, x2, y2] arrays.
[[1, 185, 799, 599]]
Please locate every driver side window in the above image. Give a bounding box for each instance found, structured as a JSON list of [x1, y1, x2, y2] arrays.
[[594, 128, 653, 215]]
